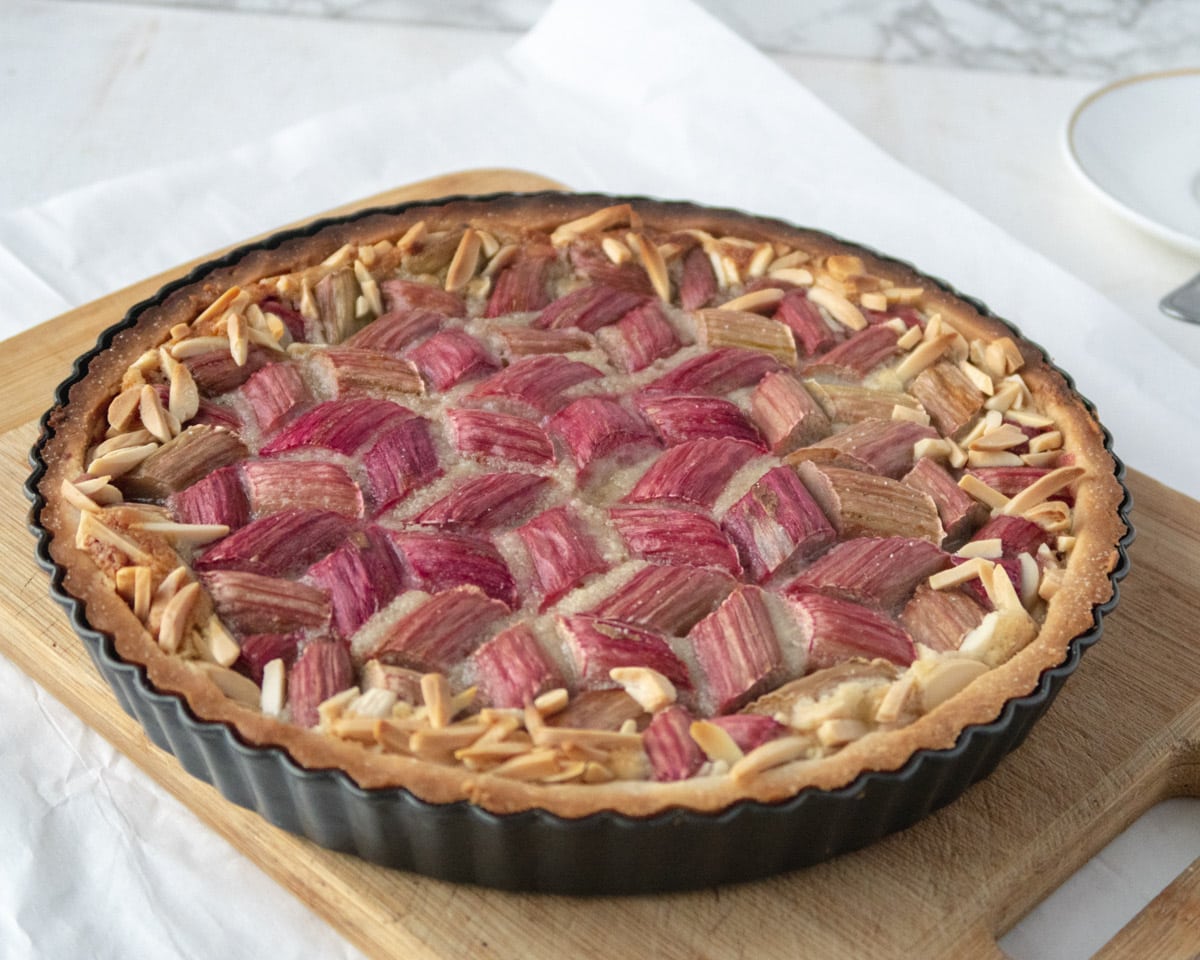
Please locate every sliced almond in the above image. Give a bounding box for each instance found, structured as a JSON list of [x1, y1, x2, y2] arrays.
[[718, 287, 785, 315], [807, 284, 867, 331], [444, 228, 482, 293], [261, 658, 286, 716], [689, 720, 743, 765], [609, 666, 676, 713], [627, 231, 671, 302]]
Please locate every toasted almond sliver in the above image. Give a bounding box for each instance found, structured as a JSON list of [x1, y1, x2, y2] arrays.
[[885, 286, 924, 305], [891, 404, 931, 426], [61, 478, 102, 514], [133, 520, 230, 545], [316, 687, 360, 729], [162, 352, 200, 424], [768, 250, 810, 271], [227, 312, 249, 367], [601, 236, 632, 265], [689, 720, 743, 765], [198, 615, 241, 667], [107, 387, 143, 432], [194, 661, 261, 709], [874, 673, 917, 724], [444, 228, 482, 293], [609, 667, 676, 710], [806, 284, 867, 331], [1028, 430, 1063, 454], [955, 538, 1003, 560], [353, 259, 384, 316], [261, 658, 286, 716], [169, 336, 234, 360], [959, 360, 995, 397], [894, 332, 957, 382], [915, 658, 989, 712], [816, 718, 869, 748], [859, 291, 889, 312], [194, 286, 244, 328], [114, 565, 153, 622], [1004, 407, 1056, 429], [718, 288, 786, 315], [409, 723, 491, 758], [1001, 465, 1086, 517], [928, 557, 992, 591], [489, 748, 564, 781], [957, 473, 1010, 511], [730, 735, 812, 782], [346, 688, 398, 720], [455, 740, 535, 763], [158, 581, 202, 654], [533, 688, 569, 716], [627, 232, 671, 302], [968, 423, 1028, 452], [420, 673, 453, 729], [136, 385, 173, 444], [532, 725, 643, 752], [550, 204, 633, 246], [75, 512, 153, 565]]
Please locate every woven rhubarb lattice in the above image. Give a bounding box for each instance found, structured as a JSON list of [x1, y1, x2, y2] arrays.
[[32, 194, 1127, 823]]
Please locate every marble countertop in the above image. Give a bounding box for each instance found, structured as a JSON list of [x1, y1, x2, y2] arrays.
[[4, 2, 1200, 958]]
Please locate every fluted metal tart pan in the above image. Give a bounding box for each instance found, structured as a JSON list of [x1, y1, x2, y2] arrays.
[[26, 192, 1133, 892]]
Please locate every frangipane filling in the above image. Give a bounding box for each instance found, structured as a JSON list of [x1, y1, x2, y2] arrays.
[[64, 204, 1083, 787]]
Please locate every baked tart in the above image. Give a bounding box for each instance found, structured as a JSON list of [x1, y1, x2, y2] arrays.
[[30, 194, 1130, 886]]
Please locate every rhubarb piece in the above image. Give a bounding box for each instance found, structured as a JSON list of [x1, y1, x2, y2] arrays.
[[360, 525, 410, 601], [899, 583, 988, 653], [516, 506, 608, 609], [788, 591, 916, 671], [636, 395, 765, 450], [722, 466, 837, 582], [384, 530, 516, 606], [361, 417, 441, 511], [536, 282, 648, 333], [381, 278, 466, 318], [804, 324, 899, 379], [644, 347, 781, 395], [190, 399, 242, 431], [493, 325, 596, 356], [196, 508, 353, 577], [411, 472, 550, 530], [625, 437, 761, 509], [796, 460, 945, 544], [468, 354, 603, 415], [485, 248, 556, 316], [369, 585, 508, 671], [910, 361, 985, 436], [708, 714, 788, 753], [557, 614, 692, 690], [545, 689, 647, 731], [774, 289, 837, 356], [804, 381, 922, 424], [750, 371, 832, 455], [345, 308, 443, 353], [679, 245, 717, 311], [242, 460, 363, 518], [784, 537, 950, 610], [471, 622, 563, 708], [971, 514, 1051, 557], [313, 268, 362, 343], [595, 300, 682, 373], [288, 640, 353, 728], [184, 345, 271, 395], [590, 564, 735, 635], [237, 632, 300, 684], [202, 569, 330, 635], [260, 398, 415, 457], [966, 466, 1054, 498], [548, 396, 658, 477], [315, 348, 424, 396], [260, 299, 307, 341], [610, 506, 741, 576], [568, 242, 656, 296], [903, 457, 987, 543], [688, 586, 784, 714], [405, 329, 497, 390], [170, 465, 249, 529], [305, 543, 378, 638], [120, 426, 249, 501], [808, 417, 937, 479], [695, 309, 797, 365], [643, 705, 704, 781], [239, 362, 311, 433], [448, 408, 555, 467]]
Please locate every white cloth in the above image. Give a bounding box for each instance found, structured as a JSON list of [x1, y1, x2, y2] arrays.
[[2, 1, 1193, 958]]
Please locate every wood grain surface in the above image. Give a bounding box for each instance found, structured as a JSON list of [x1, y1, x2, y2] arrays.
[[7, 169, 1199, 959]]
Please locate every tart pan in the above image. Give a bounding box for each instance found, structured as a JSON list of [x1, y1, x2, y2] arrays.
[[25, 192, 1134, 893]]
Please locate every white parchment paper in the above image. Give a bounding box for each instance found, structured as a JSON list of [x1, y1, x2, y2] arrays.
[[2, 1, 1195, 957]]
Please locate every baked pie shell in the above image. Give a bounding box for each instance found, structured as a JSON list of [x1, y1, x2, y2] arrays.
[[34, 194, 1128, 821]]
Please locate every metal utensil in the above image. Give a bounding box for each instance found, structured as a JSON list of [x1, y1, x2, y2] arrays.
[[1161, 271, 1200, 324]]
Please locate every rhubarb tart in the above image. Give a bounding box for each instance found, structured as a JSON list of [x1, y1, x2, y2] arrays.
[[30, 194, 1130, 887]]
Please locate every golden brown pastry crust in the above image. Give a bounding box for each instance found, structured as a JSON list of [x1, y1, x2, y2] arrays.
[[36, 194, 1127, 817]]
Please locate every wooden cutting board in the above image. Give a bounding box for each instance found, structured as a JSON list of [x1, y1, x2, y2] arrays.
[[5, 168, 1200, 960]]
